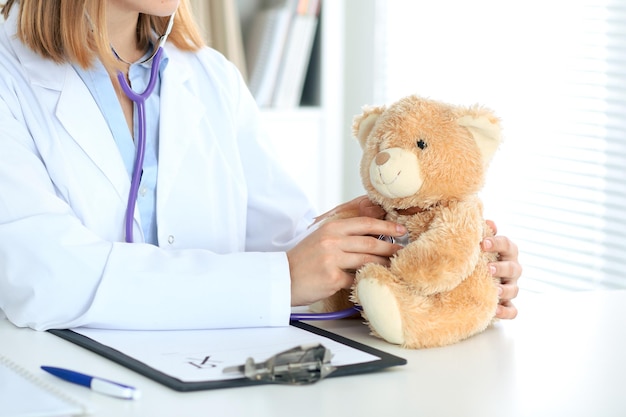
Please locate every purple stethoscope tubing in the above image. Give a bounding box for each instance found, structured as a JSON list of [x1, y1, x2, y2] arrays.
[[117, 11, 175, 243], [117, 48, 163, 243], [290, 306, 362, 321]]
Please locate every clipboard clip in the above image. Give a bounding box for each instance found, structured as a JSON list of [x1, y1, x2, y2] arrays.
[[223, 343, 336, 385]]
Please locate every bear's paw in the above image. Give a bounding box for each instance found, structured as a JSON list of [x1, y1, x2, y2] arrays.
[[357, 277, 404, 345]]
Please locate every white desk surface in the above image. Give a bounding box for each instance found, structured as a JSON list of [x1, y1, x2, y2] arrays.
[[1, 290, 625, 417]]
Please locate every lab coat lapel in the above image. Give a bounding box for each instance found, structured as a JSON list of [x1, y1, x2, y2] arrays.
[[5, 11, 130, 203], [158, 48, 204, 203], [55, 74, 130, 202]]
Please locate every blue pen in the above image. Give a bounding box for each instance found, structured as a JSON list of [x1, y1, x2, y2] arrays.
[[41, 366, 140, 399]]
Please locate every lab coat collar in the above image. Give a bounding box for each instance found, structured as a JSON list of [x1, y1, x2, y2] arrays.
[[3, 6, 67, 90], [4, 8, 130, 205]]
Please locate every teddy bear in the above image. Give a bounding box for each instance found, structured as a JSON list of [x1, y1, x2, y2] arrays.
[[314, 94, 503, 349]]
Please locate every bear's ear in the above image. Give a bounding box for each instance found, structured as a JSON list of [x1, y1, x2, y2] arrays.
[[457, 106, 502, 164], [352, 105, 386, 149]]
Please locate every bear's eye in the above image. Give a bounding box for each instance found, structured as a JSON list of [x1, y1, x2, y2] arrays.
[[416, 139, 427, 150]]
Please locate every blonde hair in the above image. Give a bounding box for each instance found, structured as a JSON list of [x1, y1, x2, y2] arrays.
[[1, 0, 205, 69]]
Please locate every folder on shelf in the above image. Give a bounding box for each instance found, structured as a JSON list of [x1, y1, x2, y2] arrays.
[[272, 0, 320, 108], [189, 0, 248, 80], [244, 3, 293, 107], [49, 321, 406, 392]]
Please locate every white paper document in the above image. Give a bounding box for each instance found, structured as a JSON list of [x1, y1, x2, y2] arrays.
[[74, 326, 379, 383]]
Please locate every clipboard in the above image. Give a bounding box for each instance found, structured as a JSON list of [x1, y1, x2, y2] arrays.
[[49, 321, 406, 392]]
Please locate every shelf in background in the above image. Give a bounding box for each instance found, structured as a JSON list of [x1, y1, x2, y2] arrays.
[[190, 0, 344, 212]]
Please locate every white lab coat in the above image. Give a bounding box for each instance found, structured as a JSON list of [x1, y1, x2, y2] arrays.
[[0, 10, 317, 330]]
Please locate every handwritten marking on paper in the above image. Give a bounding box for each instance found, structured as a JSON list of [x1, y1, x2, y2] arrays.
[[186, 355, 221, 369]]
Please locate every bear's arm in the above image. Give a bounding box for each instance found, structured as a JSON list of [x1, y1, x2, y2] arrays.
[[390, 197, 484, 294]]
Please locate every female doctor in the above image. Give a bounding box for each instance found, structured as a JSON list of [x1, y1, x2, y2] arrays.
[[0, 0, 521, 331]]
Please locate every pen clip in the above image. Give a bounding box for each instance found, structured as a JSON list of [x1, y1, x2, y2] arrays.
[[224, 343, 336, 385]]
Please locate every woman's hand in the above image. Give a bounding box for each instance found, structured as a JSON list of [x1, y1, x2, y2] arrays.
[[482, 220, 522, 319], [288, 216, 405, 306]]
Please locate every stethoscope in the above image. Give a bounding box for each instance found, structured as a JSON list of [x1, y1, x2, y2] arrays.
[[115, 12, 360, 321], [116, 12, 175, 244]]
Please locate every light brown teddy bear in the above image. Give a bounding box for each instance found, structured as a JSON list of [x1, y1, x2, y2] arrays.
[[316, 95, 502, 349]]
